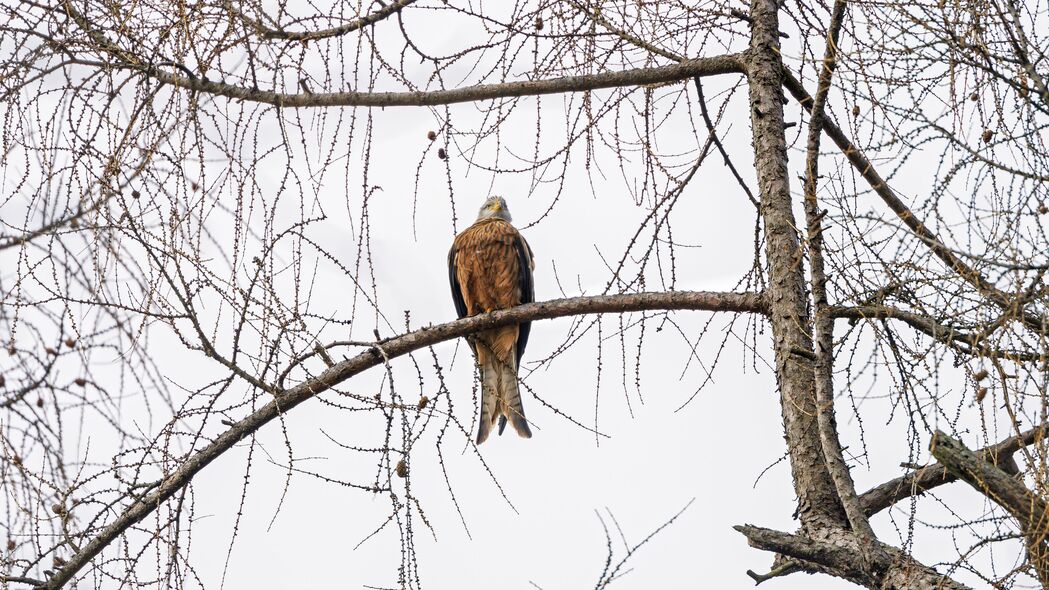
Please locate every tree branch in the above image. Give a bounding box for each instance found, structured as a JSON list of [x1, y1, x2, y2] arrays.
[[151, 56, 744, 108], [38, 290, 765, 589], [828, 304, 1042, 362], [735, 524, 970, 589], [59, 3, 745, 108], [931, 431, 1049, 586], [859, 424, 1047, 516]]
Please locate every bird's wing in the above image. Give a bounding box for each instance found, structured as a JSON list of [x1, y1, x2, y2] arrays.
[[447, 243, 469, 319], [513, 231, 534, 366]]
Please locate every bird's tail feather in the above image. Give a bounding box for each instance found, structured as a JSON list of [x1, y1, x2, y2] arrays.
[[498, 360, 531, 439], [476, 360, 500, 445], [475, 356, 531, 444]]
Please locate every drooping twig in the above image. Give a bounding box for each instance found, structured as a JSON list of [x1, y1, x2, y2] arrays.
[[782, 70, 1048, 335], [230, 0, 417, 42]]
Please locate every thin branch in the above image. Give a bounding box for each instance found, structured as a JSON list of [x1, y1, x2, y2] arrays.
[[828, 304, 1042, 362], [152, 56, 744, 108], [231, 0, 417, 41], [0, 576, 45, 586], [802, 0, 873, 540], [59, 3, 745, 108], [694, 77, 758, 207]]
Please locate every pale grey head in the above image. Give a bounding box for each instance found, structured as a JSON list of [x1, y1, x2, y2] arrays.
[[476, 196, 512, 222]]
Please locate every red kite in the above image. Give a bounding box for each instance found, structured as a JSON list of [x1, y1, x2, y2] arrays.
[[448, 197, 534, 444]]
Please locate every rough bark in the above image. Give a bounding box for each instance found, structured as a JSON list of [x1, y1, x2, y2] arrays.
[[745, 0, 846, 531], [736, 525, 971, 589]]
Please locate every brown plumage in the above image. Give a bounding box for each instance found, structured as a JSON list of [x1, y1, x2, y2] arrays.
[[448, 197, 534, 444]]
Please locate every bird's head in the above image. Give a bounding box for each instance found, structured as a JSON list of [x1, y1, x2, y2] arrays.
[[476, 196, 512, 222]]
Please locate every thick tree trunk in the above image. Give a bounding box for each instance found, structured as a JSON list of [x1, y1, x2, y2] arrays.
[[740, 2, 978, 587], [744, 0, 847, 531]]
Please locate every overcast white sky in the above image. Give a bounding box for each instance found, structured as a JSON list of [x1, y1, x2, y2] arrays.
[[1, 2, 1027, 588]]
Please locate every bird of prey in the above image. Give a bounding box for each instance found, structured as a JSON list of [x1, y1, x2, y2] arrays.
[[448, 196, 535, 444]]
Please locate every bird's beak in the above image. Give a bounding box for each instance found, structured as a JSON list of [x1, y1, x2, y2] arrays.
[[491, 201, 501, 211]]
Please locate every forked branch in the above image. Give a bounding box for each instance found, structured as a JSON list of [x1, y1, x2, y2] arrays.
[[931, 431, 1049, 586], [859, 424, 1047, 516]]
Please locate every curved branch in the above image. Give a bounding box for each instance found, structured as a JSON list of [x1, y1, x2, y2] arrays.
[[58, 3, 745, 108], [829, 304, 1042, 362], [232, 0, 417, 41], [40, 290, 765, 589]]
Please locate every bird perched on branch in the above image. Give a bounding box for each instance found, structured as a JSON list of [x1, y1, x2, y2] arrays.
[[448, 196, 535, 444]]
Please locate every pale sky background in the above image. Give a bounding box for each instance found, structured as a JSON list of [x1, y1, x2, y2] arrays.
[[0, 1, 1026, 588]]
